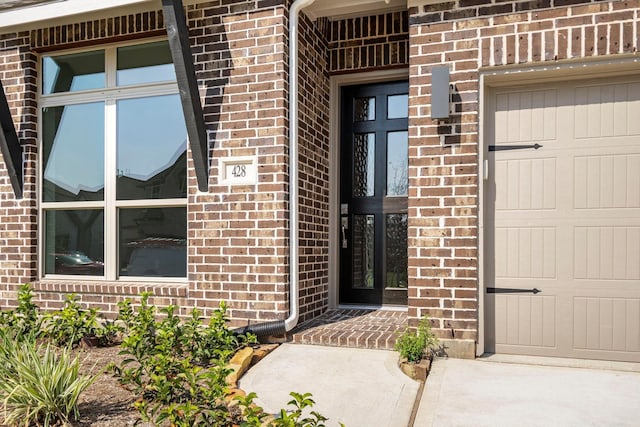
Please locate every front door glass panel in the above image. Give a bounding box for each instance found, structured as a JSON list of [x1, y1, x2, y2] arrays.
[[385, 214, 408, 289], [387, 131, 408, 196], [354, 97, 375, 121], [353, 133, 375, 197], [352, 215, 375, 289], [387, 94, 408, 119]]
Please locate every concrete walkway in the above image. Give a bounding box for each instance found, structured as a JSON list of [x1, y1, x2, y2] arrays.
[[239, 343, 419, 427], [240, 344, 640, 427], [417, 357, 640, 427]]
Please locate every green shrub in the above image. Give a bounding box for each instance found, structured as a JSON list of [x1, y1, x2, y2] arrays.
[[272, 392, 330, 427], [0, 329, 97, 427], [0, 283, 42, 341], [235, 392, 343, 427], [394, 316, 439, 362], [112, 293, 257, 426], [43, 293, 101, 347]]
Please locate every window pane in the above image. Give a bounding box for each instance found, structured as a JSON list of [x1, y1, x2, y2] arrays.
[[352, 214, 375, 289], [42, 50, 105, 94], [354, 97, 375, 121], [387, 131, 408, 196], [119, 207, 187, 278], [117, 41, 175, 86], [116, 94, 187, 200], [387, 94, 408, 119], [43, 103, 105, 202], [44, 209, 104, 276], [385, 214, 407, 288], [353, 133, 375, 197]]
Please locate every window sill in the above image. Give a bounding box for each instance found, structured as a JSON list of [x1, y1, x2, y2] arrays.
[[33, 279, 189, 297]]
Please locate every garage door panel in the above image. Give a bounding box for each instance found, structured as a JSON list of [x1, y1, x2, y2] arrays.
[[575, 82, 640, 138], [496, 158, 556, 210], [496, 294, 557, 348], [487, 76, 640, 362], [495, 89, 557, 143], [574, 226, 640, 280], [495, 227, 556, 279], [574, 154, 640, 209], [573, 297, 640, 352]]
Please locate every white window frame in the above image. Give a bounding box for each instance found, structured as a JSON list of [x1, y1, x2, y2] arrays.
[[38, 38, 188, 282]]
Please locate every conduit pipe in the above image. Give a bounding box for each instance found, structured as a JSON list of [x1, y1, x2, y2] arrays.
[[233, 0, 315, 337]]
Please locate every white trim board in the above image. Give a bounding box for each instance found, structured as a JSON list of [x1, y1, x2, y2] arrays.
[[0, 0, 157, 32]]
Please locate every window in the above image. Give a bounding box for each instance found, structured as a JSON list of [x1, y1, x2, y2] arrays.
[[40, 40, 187, 280]]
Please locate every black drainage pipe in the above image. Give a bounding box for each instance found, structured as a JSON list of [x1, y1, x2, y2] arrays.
[[233, 320, 287, 337]]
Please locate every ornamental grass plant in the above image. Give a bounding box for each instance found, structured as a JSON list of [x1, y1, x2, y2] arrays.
[[0, 329, 97, 427]]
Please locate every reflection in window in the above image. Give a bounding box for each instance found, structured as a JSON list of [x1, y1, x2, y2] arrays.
[[116, 94, 187, 200], [42, 102, 105, 202], [387, 131, 408, 196], [119, 208, 187, 278], [117, 41, 175, 86], [385, 214, 408, 288], [353, 215, 375, 289], [44, 209, 104, 276], [354, 97, 375, 121], [353, 133, 375, 197], [42, 50, 105, 94], [387, 94, 408, 119], [41, 41, 186, 280]]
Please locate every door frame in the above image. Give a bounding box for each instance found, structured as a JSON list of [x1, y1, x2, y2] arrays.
[[329, 69, 409, 309], [479, 56, 640, 358]]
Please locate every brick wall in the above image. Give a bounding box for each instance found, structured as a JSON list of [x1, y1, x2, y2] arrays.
[[0, 32, 38, 308], [328, 11, 409, 74], [0, 0, 297, 325], [407, 0, 639, 343], [297, 14, 331, 323], [187, 1, 290, 325]]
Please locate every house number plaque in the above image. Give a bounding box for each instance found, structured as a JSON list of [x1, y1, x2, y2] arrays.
[[220, 156, 257, 186]]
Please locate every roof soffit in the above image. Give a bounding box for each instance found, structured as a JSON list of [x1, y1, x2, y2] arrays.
[[0, 0, 159, 33], [302, 0, 407, 20]]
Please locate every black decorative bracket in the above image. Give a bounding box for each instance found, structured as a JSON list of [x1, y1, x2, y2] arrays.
[[487, 287, 541, 294], [162, 0, 209, 193], [489, 143, 543, 152], [0, 79, 23, 199]]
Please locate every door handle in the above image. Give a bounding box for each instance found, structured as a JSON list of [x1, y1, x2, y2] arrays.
[[341, 216, 348, 248]]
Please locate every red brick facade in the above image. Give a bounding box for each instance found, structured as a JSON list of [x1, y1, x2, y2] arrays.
[[0, 0, 638, 355], [0, 2, 295, 323], [297, 14, 331, 323], [0, 32, 37, 307]]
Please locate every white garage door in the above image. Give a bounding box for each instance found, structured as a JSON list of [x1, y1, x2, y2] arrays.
[[485, 75, 640, 362]]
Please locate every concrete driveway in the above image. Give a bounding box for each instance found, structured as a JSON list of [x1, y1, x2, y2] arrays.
[[416, 356, 640, 427]]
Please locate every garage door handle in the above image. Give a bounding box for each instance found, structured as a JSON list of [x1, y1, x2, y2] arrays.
[[487, 287, 541, 294], [488, 143, 542, 151]]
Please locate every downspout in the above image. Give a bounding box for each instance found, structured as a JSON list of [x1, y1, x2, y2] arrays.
[[234, 0, 315, 337]]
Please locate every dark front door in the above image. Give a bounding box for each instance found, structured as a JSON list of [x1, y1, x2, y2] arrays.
[[339, 81, 409, 305]]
